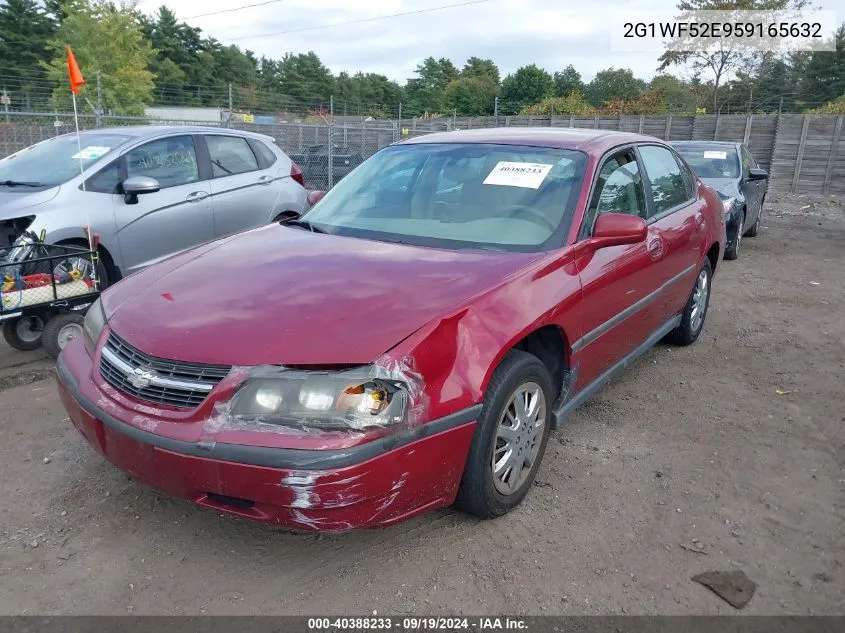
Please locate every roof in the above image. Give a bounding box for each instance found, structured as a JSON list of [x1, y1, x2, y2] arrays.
[[399, 127, 662, 152], [670, 140, 741, 148], [69, 125, 274, 141]]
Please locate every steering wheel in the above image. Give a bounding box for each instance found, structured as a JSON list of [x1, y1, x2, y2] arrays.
[[499, 204, 557, 231]]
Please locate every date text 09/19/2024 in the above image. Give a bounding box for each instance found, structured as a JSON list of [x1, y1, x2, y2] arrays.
[[307, 617, 528, 631]]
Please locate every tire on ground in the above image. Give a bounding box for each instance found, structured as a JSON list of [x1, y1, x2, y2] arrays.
[[454, 349, 553, 519]]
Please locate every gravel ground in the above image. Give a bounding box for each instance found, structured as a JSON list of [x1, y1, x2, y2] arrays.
[[0, 193, 843, 615]]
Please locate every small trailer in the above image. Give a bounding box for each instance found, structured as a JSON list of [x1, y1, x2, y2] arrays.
[[1, 232, 101, 359]]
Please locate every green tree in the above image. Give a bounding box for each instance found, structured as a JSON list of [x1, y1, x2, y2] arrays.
[[586, 67, 645, 107], [797, 25, 845, 109], [658, 0, 811, 113], [461, 56, 500, 85], [405, 57, 459, 115], [553, 65, 585, 97], [648, 74, 701, 112], [43, 0, 155, 115], [500, 64, 554, 114], [445, 77, 497, 115], [276, 51, 335, 106], [0, 0, 57, 108]]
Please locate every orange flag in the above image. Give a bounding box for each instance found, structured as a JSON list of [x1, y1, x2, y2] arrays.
[[66, 46, 85, 94]]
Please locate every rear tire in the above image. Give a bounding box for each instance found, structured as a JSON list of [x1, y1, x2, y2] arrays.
[[666, 259, 713, 347], [42, 313, 85, 359], [2, 316, 45, 351], [454, 350, 553, 519]]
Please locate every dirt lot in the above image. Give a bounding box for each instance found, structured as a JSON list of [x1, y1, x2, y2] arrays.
[[0, 193, 843, 616]]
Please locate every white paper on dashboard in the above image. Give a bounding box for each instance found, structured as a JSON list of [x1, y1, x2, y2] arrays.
[[483, 161, 554, 189], [72, 146, 111, 160]]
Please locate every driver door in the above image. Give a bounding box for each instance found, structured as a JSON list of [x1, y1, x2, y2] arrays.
[[114, 134, 214, 275]]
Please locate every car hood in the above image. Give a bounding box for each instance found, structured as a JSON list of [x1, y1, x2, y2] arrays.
[[700, 178, 741, 200], [103, 225, 542, 366], [0, 187, 61, 218]]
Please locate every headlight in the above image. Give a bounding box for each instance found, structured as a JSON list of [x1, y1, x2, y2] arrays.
[[229, 367, 410, 430], [722, 197, 736, 217], [83, 298, 106, 353]]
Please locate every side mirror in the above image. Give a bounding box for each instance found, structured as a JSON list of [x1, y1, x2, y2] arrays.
[[589, 213, 647, 249], [307, 190, 327, 207], [122, 176, 160, 205], [747, 167, 768, 181]]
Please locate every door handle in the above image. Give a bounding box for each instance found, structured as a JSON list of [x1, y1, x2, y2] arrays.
[[647, 237, 664, 260], [185, 191, 209, 202], [257, 175, 274, 185]]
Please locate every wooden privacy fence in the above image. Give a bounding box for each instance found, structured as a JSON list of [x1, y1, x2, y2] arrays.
[[2, 112, 845, 194]]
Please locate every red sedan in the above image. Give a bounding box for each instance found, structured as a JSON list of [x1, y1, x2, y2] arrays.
[[56, 128, 726, 531]]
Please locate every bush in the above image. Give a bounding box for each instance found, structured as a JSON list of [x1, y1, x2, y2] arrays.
[[520, 91, 596, 115]]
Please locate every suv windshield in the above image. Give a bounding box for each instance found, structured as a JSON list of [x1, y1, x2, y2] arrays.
[[674, 145, 740, 179], [300, 143, 587, 251], [0, 133, 131, 188]]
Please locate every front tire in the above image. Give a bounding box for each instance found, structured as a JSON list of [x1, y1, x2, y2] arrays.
[[666, 259, 713, 346], [455, 350, 553, 519], [2, 316, 45, 351], [724, 211, 744, 261], [745, 201, 762, 238]]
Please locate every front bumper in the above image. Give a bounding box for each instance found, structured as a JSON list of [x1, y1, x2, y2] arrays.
[[56, 341, 478, 531]]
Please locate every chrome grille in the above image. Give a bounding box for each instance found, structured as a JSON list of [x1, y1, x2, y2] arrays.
[[99, 333, 231, 408]]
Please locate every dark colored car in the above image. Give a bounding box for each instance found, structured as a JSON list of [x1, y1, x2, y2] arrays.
[[671, 141, 768, 260], [56, 128, 725, 532], [288, 144, 364, 188]]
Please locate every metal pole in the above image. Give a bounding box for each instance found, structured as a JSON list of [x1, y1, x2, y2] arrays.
[[398, 102, 402, 134], [494, 96, 498, 117], [778, 96, 784, 114], [2, 86, 8, 123], [96, 72, 102, 127], [228, 83, 233, 128], [328, 122, 334, 188], [453, 108, 457, 130], [330, 94, 334, 122]]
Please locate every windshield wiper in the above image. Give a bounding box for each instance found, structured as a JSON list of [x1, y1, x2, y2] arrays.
[[284, 219, 327, 234], [0, 179, 43, 187]]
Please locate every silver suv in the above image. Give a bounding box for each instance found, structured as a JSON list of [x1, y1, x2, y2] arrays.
[[0, 126, 309, 284]]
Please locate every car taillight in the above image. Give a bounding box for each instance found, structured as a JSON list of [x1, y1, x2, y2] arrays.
[[290, 162, 305, 186]]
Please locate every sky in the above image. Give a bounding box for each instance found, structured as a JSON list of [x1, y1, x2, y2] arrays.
[[133, 0, 845, 84]]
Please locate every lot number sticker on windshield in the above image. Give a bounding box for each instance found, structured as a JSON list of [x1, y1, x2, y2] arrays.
[[703, 151, 728, 160], [72, 146, 111, 160], [483, 161, 553, 189]]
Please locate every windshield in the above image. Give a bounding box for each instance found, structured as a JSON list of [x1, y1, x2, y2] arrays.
[[300, 143, 587, 252], [675, 145, 739, 179], [0, 133, 131, 188]]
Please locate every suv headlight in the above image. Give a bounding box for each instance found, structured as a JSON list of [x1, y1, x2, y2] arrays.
[[229, 367, 410, 430], [83, 298, 106, 353], [721, 197, 736, 217]]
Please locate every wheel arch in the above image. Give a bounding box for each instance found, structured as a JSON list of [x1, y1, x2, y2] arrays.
[[55, 237, 121, 283], [486, 324, 573, 412]]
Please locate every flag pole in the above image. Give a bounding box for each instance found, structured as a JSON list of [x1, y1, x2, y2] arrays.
[[67, 46, 98, 290]]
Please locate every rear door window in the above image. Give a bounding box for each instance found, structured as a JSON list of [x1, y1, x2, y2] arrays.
[[206, 135, 260, 177]]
